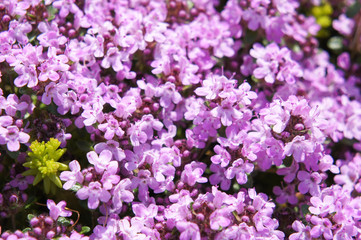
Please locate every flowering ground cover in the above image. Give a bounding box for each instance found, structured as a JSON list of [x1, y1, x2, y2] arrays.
[[1, 0, 361, 239]]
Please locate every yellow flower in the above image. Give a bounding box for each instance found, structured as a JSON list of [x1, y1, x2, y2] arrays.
[[23, 138, 68, 194]]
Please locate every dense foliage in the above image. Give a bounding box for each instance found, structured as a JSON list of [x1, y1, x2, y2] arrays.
[[1, 0, 361, 239]]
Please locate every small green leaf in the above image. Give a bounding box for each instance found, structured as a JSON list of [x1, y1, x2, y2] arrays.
[[22, 227, 32, 233], [346, 1, 361, 18], [327, 36, 343, 51], [187, 0, 194, 9], [317, 16, 331, 28], [27, 214, 35, 221], [76, 140, 92, 152], [80, 226, 91, 234], [301, 204, 310, 216], [233, 182, 241, 191], [57, 217, 72, 226], [244, 29, 258, 46], [6, 149, 20, 160], [44, 177, 51, 194], [33, 173, 42, 186], [50, 175, 63, 188], [47, 5, 58, 21], [23, 138, 68, 194]]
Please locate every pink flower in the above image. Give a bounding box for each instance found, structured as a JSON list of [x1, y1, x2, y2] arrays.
[[0, 125, 30, 152], [60, 160, 84, 190], [87, 150, 113, 174], [118, 218, 147, 240], [76, 181, 111, 209], [333, 14, 354, 36], [47, 199, 72, 220], [211, 145, 232, 167], [284, 136, 314, 162], [176, 221, 201, 240], [297, 171, 322, 196]]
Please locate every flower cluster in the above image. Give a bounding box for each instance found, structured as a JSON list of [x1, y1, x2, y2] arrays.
[[1, 0, 361, 239]]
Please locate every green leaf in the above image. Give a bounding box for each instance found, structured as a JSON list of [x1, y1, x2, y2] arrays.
[[33, 173, 42, 186], [70, 183, 82, 192], [244, 29, 258, 46], [327, 36, 343, 51], [80, 226, 91, 234], [76, 140, 92, 152], [283, 156, 293, 167], [47, 5, 58, 21], [187, 0, 194, 9], [44, 177, 51, 194], [301, 204, 310, 216], [346, 1, 361, 18], [22, 227, 32, 233], [6, 149, 20, 160], [57, 217, 72, 226], [50, 175, 63, 188], [232, 182, 241, 191], [27, 214, 35, 221], [24, 195, 37, 210]]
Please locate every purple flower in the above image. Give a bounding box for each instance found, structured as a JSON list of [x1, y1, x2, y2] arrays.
[[101, 47, 127, 72], [11, 44, 43, 88], [52, 0, 81, 18], [277, 161, 299, 183], [81, 102, 105, 127], [0, 125, 30, 152], [59, 231, 89, 240], [1, 94, 29, 117], [47, 199, 72, 220], [100, 161, 120, 190], [284, 136, 314, 162], [91, 218, 118, 240], [337, 52, 351, 70], [194, 74, 225, 100], [181, 161, 207, 186], [38, 47, 69, 82], [76, 181, 111, 209], [131, 169, 152, 203], [9, 174, 34, 191], [209, 163, 231, 191], [297, 171, 322, 196], [289, 220, 312, 240], [243, 5, 267, 31], [60, 160, 84, 190], [211, 145, 232, 167], [128, 115, 163, 146], [176, 221, 201, 240], [41, 82, 68, 106], [37, 21, 67, 48], [124, 144, 150, 171], [87, 149, 113, 174], [94, 140, 126, 162], [132, 203, 158, 227], [308, 195, 335, 217], [151, 125, 177, 147], [210, 100, 243, 126], [333, 14, 354, 36], [273, 185, 298, 205], [98, 115, 124, 140], [151, 56, 171, 75], [118, 218, 147, 240], [209, 207, 233, 230], [225, 158, 254, 185], [250, 43, 302, 84], [310, 216, 333, 239], [155, 82, 182, 109], [8, 20, 32, 45], [112, 179, 134, 211]]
